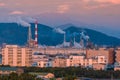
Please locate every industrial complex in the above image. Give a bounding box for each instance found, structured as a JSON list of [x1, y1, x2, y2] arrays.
[[0, 21, 120, 71]]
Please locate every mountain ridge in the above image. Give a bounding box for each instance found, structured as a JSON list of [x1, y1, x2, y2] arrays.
[[0, 23, 120, 46]]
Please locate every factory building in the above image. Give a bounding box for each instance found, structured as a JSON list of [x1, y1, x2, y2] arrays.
[[2, 45, 32, 67], [33, 47, 85, 55]]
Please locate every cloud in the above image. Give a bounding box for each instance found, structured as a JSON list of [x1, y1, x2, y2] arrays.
[[82, 0, 120, 9], [57, 4, 70, 14], [84, 0, 120, 5], [93, 0, 120, 4], [10, 11, 25, 15], [0, 2, 5, 7]]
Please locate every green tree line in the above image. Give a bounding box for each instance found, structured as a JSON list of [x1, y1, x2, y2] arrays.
[[24, 67, 120, 79]]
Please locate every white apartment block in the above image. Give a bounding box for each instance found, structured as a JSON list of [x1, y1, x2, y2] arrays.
[[2, 45, 32, 67]]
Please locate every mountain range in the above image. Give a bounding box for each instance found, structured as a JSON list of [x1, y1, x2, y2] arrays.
[[0, 23, 120, 46]]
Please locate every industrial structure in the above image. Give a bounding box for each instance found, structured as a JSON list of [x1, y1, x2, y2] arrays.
[[1, 20, 120, 71], [27, 20, 38, 48], [34, 20, 38, 47]]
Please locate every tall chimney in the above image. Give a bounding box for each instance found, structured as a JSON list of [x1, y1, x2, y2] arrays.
[[28, 26, 32, 47], [35, 20, 38, 47], [74, 36, 75, 46], [63, 33, 66, 46]]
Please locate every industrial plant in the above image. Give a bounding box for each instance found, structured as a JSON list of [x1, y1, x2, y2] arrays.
[[0, 20, 120, 71]]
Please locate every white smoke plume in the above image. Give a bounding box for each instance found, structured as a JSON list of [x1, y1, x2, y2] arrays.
[[17, 17, 31, 27], [54, 28, 65, 34], [7, 16, 31, 27], [23, 16, 36, 23], [80, 32, 90, 41], [85, 35, 89, 41]]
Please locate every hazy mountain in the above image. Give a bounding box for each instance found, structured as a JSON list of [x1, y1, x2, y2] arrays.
[[0, 23, 120, 46]]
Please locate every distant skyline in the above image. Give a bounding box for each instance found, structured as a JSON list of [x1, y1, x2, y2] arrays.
[[0, 0, 120, 38]]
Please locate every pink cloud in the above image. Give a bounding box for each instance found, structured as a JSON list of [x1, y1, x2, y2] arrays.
[[10, 11, 25, 15], [0, 2, 5, 7], [82, 0, 120, 9], [90, 0, 120, 4], [57, 4, 70, 14]]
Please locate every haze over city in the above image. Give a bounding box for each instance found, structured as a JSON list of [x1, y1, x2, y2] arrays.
[[0, 0, 120, 38], [1, 1, 120, 80]]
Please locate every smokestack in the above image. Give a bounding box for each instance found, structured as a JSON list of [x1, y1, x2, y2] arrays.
[[28, 26, 32, 42], [63, 33, 66, 46], [74, 36, 75, 46], [35, 20, 38, 47], [80, 38, 84, 49]]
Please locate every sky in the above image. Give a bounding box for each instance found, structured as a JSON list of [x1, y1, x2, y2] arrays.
[[0, 0, 120, 38]]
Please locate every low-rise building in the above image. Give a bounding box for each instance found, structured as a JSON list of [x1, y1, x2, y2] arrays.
[[32, 52, 49, 66], [52, 56, 66, 67], [66, 54, 85, 67], [37, 60, 52, 68], [114, 62, 120, 71], [92, 64, 106, 70], [36, 53, 107, 70], [66, 54, 107, 69], [114, 66, 120, 71]]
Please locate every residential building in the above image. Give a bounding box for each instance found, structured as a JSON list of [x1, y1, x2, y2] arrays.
[[86, 48, 115, 65], [116, 48, 120, 63], [32, 52, 49, 66], [52, 56, 66, 67], [66, 54, 107, 68], [2, 45, 32, 67], [66, 54, 85, 67], [37, 60, 52, 68], [92, 64, 106, 70]]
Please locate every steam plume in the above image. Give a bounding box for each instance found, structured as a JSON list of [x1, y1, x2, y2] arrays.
[[80, 32, 90, 41], [8, 16, 31, 27], [54, 28, 65, 34]]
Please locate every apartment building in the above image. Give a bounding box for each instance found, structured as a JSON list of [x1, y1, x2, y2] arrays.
[[2, 45, 32, 67], [116, 48, 120, 63], [66, 54, 85, 67], [86, 48, 115, 65], [66, 54, 107, 68], [52, 56, 66, 67], [36, 54, 107, 70]]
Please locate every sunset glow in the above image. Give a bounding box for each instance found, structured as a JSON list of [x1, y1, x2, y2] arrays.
[[0, 0, 120, 38]]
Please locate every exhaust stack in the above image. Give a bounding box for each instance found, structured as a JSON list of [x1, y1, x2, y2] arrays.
[[35, 20, 38, 47]]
